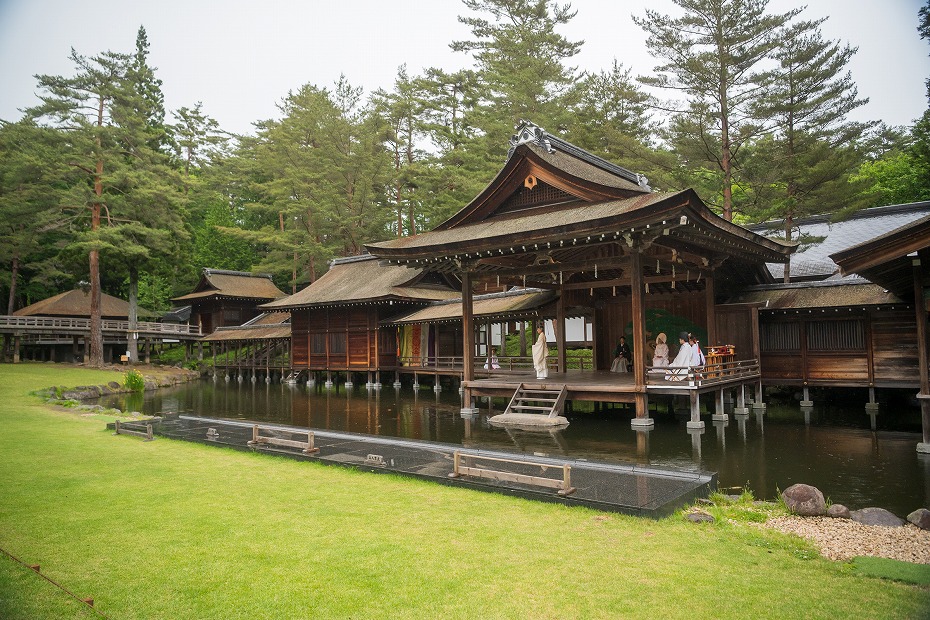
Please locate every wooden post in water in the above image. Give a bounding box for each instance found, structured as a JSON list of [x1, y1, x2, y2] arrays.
[[630, 248, 651, 426]]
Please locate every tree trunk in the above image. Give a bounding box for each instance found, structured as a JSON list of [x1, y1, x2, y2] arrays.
[[128, 265, 139, 364], [88, 94, 105, 368], [783, 215, 793, 284], [7, 253, 19, 315]]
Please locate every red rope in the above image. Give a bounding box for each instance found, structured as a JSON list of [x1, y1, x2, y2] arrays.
[[0, 545, 109, 618]]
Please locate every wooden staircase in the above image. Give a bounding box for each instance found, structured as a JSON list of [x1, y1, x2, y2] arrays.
[[503, 383, 568, 418]]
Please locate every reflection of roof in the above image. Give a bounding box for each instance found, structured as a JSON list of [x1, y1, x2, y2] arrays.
[[201, 312, 290, 342], [13, 289, 156, 318], [385, 289, 556, 325], [172, 269, 286, 302], [263, 255, 459, 310], [748, 202, 930, 281], [729, 280, 902, 310]]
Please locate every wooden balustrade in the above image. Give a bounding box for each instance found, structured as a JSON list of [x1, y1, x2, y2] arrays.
[[0, 315, 201, 336], [448, 451, 575, 496]]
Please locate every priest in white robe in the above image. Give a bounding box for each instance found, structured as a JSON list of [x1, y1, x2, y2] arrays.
[[532, 326, 548, 379], [666, 331, 693, 381]]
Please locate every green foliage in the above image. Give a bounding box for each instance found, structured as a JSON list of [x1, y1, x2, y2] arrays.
[[124, 369, 146, 392]]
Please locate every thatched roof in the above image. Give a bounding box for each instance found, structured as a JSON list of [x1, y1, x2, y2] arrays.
[[173, 269, 286, 302], [13, 289, 156, 319], [201, 312, 291, 342], [729, 281, 902, 310], [262, 255, 459, 310]]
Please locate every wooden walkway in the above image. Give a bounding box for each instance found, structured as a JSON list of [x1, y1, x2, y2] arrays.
[[0, 316, 202, 339]]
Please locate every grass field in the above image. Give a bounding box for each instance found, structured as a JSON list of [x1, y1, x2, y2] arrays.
[[0, 362, 927, 619]]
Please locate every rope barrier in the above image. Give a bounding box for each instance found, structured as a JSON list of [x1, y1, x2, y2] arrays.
[[0, 545, 109, 618]]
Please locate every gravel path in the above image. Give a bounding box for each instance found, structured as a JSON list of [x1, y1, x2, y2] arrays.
[[761, 516, 930, 564]]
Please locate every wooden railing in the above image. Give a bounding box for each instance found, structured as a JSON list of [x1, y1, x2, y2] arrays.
[[645, 358, 761, 388], [396, 355, 579, 373], [0, 315, 201, 336]]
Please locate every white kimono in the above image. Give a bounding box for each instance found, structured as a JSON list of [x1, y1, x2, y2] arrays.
[[666, 342, 692, 381], [532, 331, 548, 379]]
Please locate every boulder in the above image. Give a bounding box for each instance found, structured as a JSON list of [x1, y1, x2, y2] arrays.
[[107, 381, 121, 389], [826, 504, 851, 519], [907, 508, 930, 530], [781, 483, 826, 516], [850, 507, 905, 527], [685, 511, 715, 524]]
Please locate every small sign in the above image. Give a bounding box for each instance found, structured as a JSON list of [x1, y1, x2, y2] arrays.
[[365, 454, 385, 466]]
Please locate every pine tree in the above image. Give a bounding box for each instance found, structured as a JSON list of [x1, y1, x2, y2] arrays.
[[452, 0, 583, 173], [749, 16, 872, 281], [635, 0, 801, 220]]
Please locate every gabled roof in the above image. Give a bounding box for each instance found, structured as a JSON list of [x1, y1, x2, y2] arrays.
[[384, 288, 556, 325], [262, 255, 460, 310], [172, 269, 286, 303], [13, 289, 156, 319], [748, 202, 930, 281], [434, 122, 650, 231]]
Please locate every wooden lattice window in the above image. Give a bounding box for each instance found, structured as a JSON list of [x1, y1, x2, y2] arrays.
[[496, 180, 575, 215], [807, 319, 865, 351], [760, 322, 800, 352], [329, 332, 347, 355], [310, 333, 326, 354]]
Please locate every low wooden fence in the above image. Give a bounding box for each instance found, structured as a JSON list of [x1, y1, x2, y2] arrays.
[[646, 358, 761, 388], [448, 451, 575, 496], [247, 425, 319, 454]]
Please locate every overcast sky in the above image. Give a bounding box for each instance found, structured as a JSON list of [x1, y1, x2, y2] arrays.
[[0, 0, 927, 136]]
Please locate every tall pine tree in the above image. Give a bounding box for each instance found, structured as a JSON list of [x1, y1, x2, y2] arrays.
[[635, 0, 801, 220]]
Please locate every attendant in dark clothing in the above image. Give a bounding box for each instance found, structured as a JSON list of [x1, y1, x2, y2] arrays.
[[611, 336, 632, 373]]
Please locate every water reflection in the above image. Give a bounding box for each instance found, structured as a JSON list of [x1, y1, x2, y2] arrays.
[[99, 380, 928, 516]]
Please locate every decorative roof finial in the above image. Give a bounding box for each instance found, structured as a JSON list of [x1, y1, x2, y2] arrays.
[[508, 120, 554, 159]]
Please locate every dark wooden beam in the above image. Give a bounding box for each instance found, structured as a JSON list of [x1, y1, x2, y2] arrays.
[[630, 249, 647, 420], [557, 284, 566, 372], [462, 270, 474, 383]]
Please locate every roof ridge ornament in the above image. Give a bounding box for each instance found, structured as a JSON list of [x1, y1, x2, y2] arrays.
[[508, 120, 554, 159]]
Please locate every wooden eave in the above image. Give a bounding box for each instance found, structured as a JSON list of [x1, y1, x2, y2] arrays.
[[367, 190, 792, 282], [436, 143, 644, 230]]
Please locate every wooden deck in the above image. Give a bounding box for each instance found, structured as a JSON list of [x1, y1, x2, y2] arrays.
[[465, 360, 762, 405]]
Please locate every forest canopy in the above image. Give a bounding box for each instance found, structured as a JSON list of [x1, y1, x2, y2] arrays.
[[2, 0, 929, 321]]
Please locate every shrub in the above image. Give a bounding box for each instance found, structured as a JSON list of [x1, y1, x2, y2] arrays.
[[124, 369, 146, 392]]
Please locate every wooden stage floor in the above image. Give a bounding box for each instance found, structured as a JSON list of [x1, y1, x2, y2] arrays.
[[464, 369, 761, 403]]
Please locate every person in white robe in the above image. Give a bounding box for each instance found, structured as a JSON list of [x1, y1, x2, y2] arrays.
[[666, 331, 693, 381], [651, 333, 669, 371], [532, 326, 548, 379]]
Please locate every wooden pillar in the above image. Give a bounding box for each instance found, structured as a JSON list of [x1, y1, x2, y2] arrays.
[[913, 257, 930, 450], [705, 270, 716, 345], [462, 270, 474, 383], [13, 334, 20, 364], [556, 286, 566, 373], [144, 339, 151, 364], [631, 249, 649, 423]]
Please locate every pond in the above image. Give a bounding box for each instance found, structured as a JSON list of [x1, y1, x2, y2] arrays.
[[99, 379, 930, 517]]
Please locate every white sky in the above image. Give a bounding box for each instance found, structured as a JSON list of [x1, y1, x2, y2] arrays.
[[0, 0, 927, 136]]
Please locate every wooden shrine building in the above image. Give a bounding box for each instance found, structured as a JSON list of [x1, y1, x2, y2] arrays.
[[171, 269, 286, 335], [828, 209, 930, 452], [262, 255, 460, 386], [365, 122, 794, 425]]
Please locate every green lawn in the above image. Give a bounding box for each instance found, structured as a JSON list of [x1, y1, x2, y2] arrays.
[[0, 363, 927, 619]]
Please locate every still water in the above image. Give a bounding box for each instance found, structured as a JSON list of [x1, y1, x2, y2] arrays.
[[100, 380, 930, 516]]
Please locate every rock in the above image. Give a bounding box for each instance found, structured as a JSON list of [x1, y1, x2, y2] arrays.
[[781, 483, 826, 516], [143, 381, 157, 391], [907, 508, 930, 530], [685, 511, 715, 524], [107, 381, 120, 389], [826, 504, 851, 519], [850, 507, 905, 527]]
